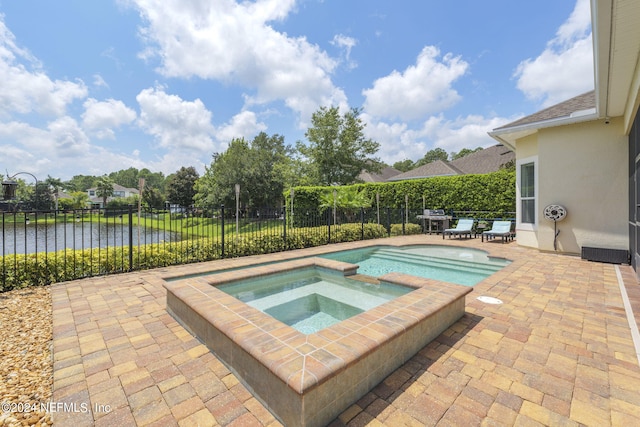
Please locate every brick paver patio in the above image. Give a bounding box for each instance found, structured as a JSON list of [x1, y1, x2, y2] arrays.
[[50, 235, 640, 426]]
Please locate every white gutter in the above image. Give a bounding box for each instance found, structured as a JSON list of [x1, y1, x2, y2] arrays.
[[591, 0, 613, 120], [488, 109, 599, 148]]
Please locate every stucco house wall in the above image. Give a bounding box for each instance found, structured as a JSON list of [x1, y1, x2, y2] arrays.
[[514, 117, 627, 254]]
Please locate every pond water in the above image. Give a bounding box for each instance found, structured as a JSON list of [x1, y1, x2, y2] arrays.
[[0, 222, 180, 255]]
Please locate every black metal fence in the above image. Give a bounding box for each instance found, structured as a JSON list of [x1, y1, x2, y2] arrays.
[[0, 205, 514, 291]]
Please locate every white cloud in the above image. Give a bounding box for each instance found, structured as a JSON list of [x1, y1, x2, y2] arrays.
[[82, 98, 137, 139], [0, 15, 211, 179], [129, 0, 346, 124], [427, 115, 512, 153], [331, 34, 357, 70], [145, 151, 209, 177], [216, 110, 267, 146], [136, 86, 217, 152], [362, 46, 468, 121], [362, 113, 511, 165], [0, 117, 91, 158], [0, 119, 158, 180], [0, 19, 87, 118], [514, 0, 594, 107], [93, 74, 109, 89], [135, 86, 266, 160], [46, 116, 92, 157]]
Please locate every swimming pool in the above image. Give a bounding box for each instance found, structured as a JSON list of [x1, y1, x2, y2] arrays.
[[319, 245, 510, 286], [165, 244, 510, 287], [217, 266, 413, 334]]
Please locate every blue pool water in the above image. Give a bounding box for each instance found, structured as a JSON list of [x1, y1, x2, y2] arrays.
[[167, 244, 510, 287], [319, 245, 510, 286], [218, 267, 412, 334]]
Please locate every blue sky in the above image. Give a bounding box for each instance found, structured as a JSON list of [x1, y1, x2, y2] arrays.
[[0, 0, 594, 181]]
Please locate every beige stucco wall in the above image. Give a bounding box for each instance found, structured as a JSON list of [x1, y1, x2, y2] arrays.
[[515, 116, 628, 254], [513, 134, 539, 249]]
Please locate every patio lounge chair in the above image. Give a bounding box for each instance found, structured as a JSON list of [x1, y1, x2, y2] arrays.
[[442, 218, 474, 239], [482, 221, 514, 243]]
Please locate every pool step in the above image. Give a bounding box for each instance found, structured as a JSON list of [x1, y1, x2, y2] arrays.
[[370, 250, 501, 276], [368, 253, 492, 277], [374, 248, 507, 270], [348, 274, 381, 285]]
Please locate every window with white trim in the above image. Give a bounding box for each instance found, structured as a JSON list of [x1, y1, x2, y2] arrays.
[[516, 155, 537, 230], [520, 162, 535, 223]]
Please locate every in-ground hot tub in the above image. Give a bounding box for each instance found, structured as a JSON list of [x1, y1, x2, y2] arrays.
[[216, 264, 413, 334], [165, 257, 472, 427]]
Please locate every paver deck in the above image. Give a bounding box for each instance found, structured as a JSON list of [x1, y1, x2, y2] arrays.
[[50, 235, 640, 426]]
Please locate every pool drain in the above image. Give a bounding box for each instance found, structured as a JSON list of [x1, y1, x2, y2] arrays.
[[477, 296, 503, 304]]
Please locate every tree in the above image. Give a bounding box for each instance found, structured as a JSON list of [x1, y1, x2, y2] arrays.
[[45, 175, 64, 210], [196, 133, 297, 209], [450, 147, 482, 160], [196, 139, 250, 208], [67, 175, 98, 192], [415, 148, 449, 167], [95, 175, 115, 208], [59, 191, 90, 210], [167, 166, 199, 209], [109, 167, 166, 192], [109, 167, 139, 189], [271, 155, 316, 189], [250, 132, 293, 207], [30, 182, 54, 211], [106, 195, 139, 209], [5, 178, 29, 203], [393, 159, 415, 172], [319, 187, 371, 223], [138, 168, 166, 193], [298, 106, 380, 185], [142, 185, 165, 209], [3, 178, 53, 211]]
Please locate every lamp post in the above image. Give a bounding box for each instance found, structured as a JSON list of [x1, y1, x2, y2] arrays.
[[2, 171, 39, 209]]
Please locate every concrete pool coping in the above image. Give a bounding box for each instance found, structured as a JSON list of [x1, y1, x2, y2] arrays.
[[165, 257, 472, 427]]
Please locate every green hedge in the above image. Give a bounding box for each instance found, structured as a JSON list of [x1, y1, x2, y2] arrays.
[[0, 223, 388, 292], [285, 169, 515, 212], [390, 223, 422, 236]]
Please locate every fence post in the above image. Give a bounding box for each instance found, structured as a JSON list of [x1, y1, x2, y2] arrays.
[[327, 209, 331, 244], [360, 207, 364, 240], [128, 204, 133, 271], [386, 208, 391, 237], [401, 206, 405, 235], [221, 205, 225, 259], [282, 205, 287, 250]]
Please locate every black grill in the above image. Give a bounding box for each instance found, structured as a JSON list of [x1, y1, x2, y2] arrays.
[[581, 247, 630, 264]]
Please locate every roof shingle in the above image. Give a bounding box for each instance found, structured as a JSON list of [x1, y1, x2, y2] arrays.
[[494, 90, 596, 130]]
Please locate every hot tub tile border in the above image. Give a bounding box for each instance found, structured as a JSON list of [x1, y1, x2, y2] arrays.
[[164, 254, 473, 426]]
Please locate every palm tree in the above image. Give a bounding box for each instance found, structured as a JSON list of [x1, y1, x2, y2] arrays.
[[319, 187, 371, 224], [70, 191, 90, 209], [95, 175, 115, 208]]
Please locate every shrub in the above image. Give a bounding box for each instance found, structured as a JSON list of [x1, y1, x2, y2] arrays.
[[390, 223, 422, 236], [0, 222, 388, 292], [285, 169, 516, 213]]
